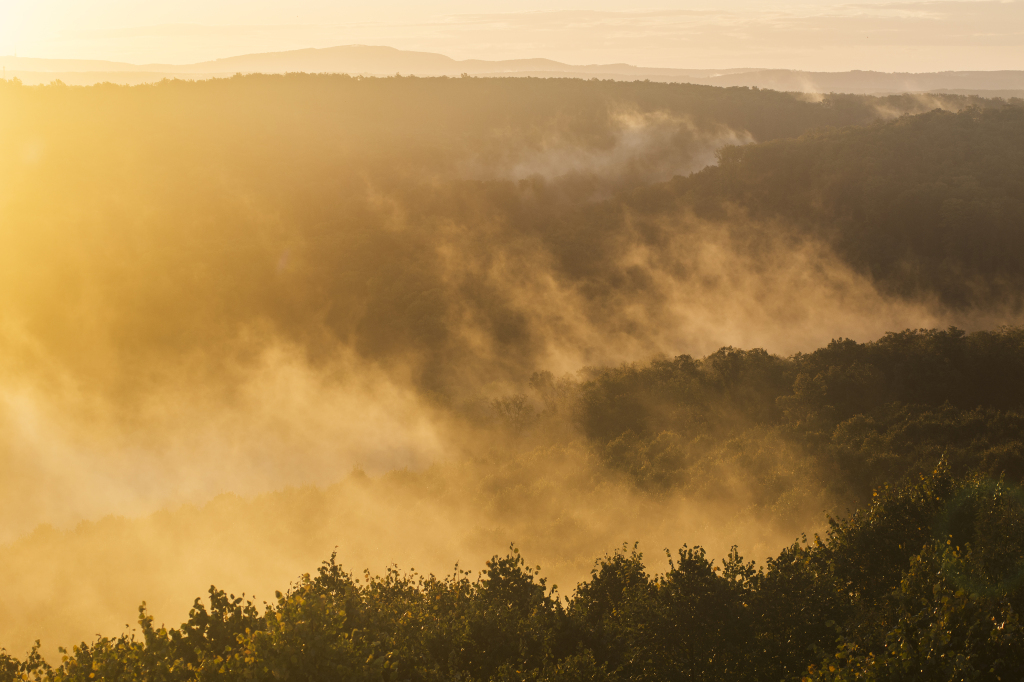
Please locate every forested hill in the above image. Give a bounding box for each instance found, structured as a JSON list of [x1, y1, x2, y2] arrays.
[[4, 76, 1024, 669], [3, 328, 1024, 667], [565, 327, 1024, 504], [7, 466, 1024, 682], [659, 106, 1024, 306], [4, 329, 1024, 680], [0, 73, 1004, 148], [2, 75, 1022, 403]]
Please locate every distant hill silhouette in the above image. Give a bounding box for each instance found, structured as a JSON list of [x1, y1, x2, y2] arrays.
[[3, 45, 1024, 96]]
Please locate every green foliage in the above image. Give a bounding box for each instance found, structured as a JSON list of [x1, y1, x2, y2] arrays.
[[3, 76, 1021, 404], [559, 327, 1024, 515], [4, 469, 1022, 681], [5, 75, 1024, 681], [672, 107, 1024, 307]]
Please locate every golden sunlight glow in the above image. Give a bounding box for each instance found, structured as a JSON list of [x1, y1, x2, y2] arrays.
[[1, 0, 1023, 672], [2, 0, 1023, 71]]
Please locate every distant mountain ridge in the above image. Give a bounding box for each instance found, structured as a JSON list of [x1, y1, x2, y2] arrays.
[[3, 44, 1024, 95], [0, 46, 749, 78]]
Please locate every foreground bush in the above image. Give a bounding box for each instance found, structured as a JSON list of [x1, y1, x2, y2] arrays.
[[3, 462, 1021, 681]]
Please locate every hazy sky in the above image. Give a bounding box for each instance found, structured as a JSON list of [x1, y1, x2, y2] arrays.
[[1, 0, 1022, 71]]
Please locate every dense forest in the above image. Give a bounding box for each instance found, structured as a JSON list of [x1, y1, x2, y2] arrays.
[[668, 107, 1024, 306], [2, 75, 1024, 676], [4, 328, 1024, 679], [2, 460, 1023, 679], [2, 75, 1022, 398]]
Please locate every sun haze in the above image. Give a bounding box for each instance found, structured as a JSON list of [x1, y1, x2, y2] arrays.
[[3, 0, 1023, 70], [2, 0, 1024, 679]]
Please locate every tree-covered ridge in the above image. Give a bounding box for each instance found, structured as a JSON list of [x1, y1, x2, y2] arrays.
[[1, 74, 1005, 162], [3, 75, 1024, 668], [5, 328, 1024, 675], [663, 106, 1024, 306], [2, 75, 1022, 403], [521, 327, 1024, 510], [2, 463, 1021, 681]]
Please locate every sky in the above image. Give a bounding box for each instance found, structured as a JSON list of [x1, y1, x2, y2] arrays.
[[1, 0, 1022, 73]]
